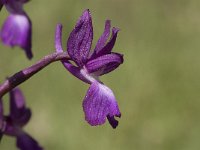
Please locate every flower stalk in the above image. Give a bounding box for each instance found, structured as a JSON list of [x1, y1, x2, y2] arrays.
[[0, 52, 70, 98]]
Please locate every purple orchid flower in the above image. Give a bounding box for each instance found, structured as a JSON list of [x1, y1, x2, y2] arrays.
[[0, 88, 43, 150], [0, 0, 33, 59], [55, 9, 123, 128]]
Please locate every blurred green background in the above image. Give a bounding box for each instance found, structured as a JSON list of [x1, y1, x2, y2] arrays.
[[1, 0, 200, 149]]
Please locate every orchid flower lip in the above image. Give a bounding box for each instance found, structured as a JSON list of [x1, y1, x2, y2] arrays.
[[83, 81, 121, 128]]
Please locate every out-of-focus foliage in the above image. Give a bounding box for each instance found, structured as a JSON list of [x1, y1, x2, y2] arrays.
[[0, 0, 200, 150]]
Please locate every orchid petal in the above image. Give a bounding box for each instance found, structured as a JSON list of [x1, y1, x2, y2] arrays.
[[9, 88, 31, 126], [83, 82, 121, 128], [95, 27, 119, 57], [67, 9, 93, 66], [3, 118, 17, 136], [55, 28, 91, 84], [16, 133, 43, 150], [55, 24, 63, 52], [86, 53, 123, 76], [90, 20, 111, 59], [0, 14, 33, 59], [61, 60, 91, 84]]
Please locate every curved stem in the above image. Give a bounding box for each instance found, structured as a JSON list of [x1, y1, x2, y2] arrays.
[[0, 52, 70, 98]]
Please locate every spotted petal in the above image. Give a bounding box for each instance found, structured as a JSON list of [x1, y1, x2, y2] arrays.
[[16, 133, 43, 150], [83, 82, 121, 128], [0, 14, 33, 59], [9, 88, 31, 127], [85, 53, 123, 76], [67, 9, 93, 66]]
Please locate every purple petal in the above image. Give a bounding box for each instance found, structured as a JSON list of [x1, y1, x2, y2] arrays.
[[85, 53, 123, 76], [9, 88, 31, 126], [61, 60, 91, 84], [55, 23, 63, 52], [83, 82, 121, 128], [90, 20, 111, 59], [0, 14, 33, 59], [3, 118, 17, 136], [17, 133, 43, 150], [55, 34, 91, 84], [67, 9, 93, 66], [107, 115, 120, 129], [94, 27, 119, 58]]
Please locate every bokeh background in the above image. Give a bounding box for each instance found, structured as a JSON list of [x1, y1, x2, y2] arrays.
[[1, 0, 200, 149]]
